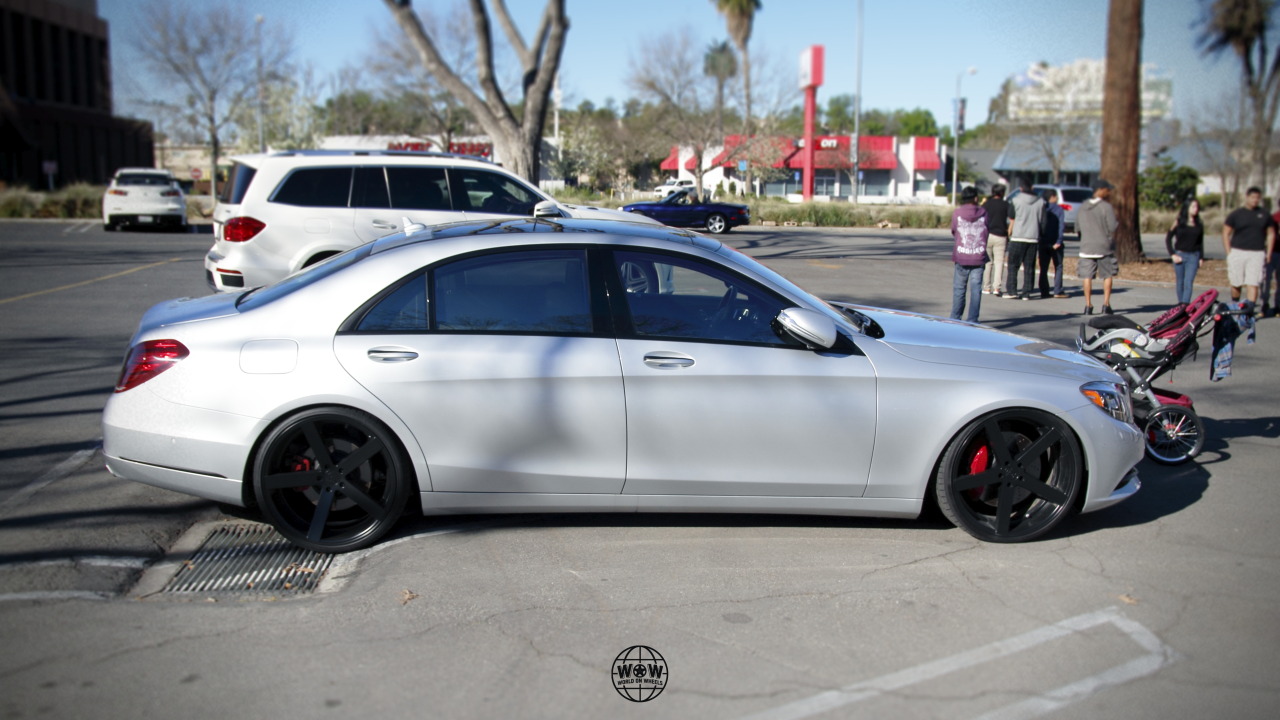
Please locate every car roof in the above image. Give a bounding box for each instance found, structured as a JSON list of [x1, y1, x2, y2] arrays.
[[113, 167, 173, 176], [370, 217, 717, 256], [226, 149, 496, 170]]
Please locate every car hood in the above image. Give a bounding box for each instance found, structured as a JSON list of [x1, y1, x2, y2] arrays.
[[135, 292, 242, 337], [560, 203, 662, 225], [832, 303, 1117, 381]]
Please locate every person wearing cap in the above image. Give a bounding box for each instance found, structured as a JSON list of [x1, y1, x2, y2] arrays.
[[1077, 178, 1118, 314], [950, 186, 989, 323], [1223, 186, 1276, 314]]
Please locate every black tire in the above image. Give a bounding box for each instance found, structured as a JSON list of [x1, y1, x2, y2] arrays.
[[253, 407, 412, 553], [706, 213, 729, 234], [103, 221, 116, 232], [934, 409, 1082, 543], [1143, 405, 1204, 465]]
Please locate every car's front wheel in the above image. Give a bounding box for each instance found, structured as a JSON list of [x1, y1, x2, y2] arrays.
[[706, 213, 729, 234], [253, 407, 412, 553], [934, 409, 1082, 542]]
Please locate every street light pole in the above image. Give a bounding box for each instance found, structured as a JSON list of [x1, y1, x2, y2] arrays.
[[951, 66, 976, 206]]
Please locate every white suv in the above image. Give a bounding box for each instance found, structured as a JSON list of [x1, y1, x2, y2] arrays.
[[206, 150, 655, 291], [653, 178, 697, 198]]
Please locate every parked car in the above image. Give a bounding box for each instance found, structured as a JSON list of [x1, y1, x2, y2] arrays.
[[1032, 184, 1094, 236], [621, 189, 749, 233], [652, 178, 697, 198], [104, 216, 1143, 554], [102, 168, 187, 232], [205, 150, 657, 292]]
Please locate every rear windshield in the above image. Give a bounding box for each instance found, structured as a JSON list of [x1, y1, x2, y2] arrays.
[[1061, 189, 1093, 203], [117, 173, 171, 186], [219, 163, 258, 204]]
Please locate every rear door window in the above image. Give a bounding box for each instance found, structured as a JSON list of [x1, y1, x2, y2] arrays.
[[352, 167, 390, 208], [448, 168, 541, 216], [271, 167, 353, 207], [387, 166, 452, 211]]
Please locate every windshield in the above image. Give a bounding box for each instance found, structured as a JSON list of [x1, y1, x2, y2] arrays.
[[236, 244, 373, 311]]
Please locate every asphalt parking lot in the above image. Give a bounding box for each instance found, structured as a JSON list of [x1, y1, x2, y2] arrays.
[[1, 219, 1277, 718]]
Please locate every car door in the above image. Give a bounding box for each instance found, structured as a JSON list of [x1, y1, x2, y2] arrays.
[[353, 166, 461, 242], [609, 248, 877, 497], [333, 246, 627, 494]]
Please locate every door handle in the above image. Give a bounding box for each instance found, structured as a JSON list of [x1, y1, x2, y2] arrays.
[[368, 348, 419, 362], [643, 352, 695, 368], [371, 220, 398, 230]]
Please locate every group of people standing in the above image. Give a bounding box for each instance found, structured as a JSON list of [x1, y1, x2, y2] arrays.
[[951, 179, 1280, 325], [950, 176, 1117, 323]]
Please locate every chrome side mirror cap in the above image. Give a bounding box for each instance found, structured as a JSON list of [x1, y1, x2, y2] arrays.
[[533, 200, 565, 218], [776, 307, 838, 350]]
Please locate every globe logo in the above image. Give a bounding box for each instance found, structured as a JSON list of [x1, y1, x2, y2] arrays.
[[612, 645, 667, 702]]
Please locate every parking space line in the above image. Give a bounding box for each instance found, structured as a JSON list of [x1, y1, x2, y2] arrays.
[[740, 607, 1177, 720], [0, 447, 98, 518], [0, 258, 181, 306]]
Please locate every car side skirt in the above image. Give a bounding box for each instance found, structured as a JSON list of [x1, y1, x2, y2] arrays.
[[104, 454, 245, 506], [419, 492, 922, 518]]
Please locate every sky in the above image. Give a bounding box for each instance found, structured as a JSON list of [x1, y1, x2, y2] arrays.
[[100, 0, 1245, 133]]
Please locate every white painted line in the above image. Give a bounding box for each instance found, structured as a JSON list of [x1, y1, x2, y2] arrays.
[[0, 590, 111, 603], [740, 607, 1177, 720], [0, 446, 99, 518]]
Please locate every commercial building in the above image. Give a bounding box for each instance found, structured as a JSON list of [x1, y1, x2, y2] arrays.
[[0, 0, 153, 189]]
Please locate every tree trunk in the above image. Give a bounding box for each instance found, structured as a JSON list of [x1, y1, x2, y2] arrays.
[[1101, 0, 1144, 264]]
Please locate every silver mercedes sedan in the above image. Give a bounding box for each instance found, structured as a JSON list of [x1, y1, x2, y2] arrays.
[[103, 218, 1143, 553]]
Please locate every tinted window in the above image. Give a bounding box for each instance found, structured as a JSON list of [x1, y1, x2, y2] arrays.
[[117, 173, 170, 186], [357, 274, 428, 331], [1061, 189, 1093, 203], [219, 162, 257, 203], [387, 166, 451, 211], [613, 250, 798, 346], [449, 168, 541, 215], [352, 166, 390, 208], [433, 250, 591, 333], [272, 167, 353, 207]]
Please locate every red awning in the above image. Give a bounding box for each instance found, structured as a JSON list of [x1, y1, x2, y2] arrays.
[[685, 154, 699, 171], [914, 136, 941, 171], [785, 136, 854, 170], [711, 135, 796, 168], [659, 146, 680, 171], [857, 136, 898, 170]]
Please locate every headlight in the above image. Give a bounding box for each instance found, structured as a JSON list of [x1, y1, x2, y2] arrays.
[[1081, 381, 1133, 423]]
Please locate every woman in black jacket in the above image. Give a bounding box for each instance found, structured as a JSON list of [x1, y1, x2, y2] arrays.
[[1166, 198, 1204, 305]]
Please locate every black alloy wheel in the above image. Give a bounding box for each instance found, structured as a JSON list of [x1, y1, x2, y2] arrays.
[[935, 409, 1083, 542], [254, 407, 411, 553]]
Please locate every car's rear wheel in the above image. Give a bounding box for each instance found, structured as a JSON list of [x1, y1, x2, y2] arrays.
[[1142, 405, 1204, 465], [706, 213, 728, 234], [253, 407, 411, 553], [934, 409, 1082, 543]]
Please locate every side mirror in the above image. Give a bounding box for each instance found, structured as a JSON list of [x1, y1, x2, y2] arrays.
[[533, 200, 565, 218], [776, 307, 838, 350]]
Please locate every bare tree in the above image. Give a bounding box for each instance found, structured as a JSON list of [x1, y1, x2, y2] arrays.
[[133, 1, 293, 190], [1022, 121, 1097, 184], [383, 0, 568, 183], [628, 29, 725, 195], [1101, 0, 1144, 263], [1186, 89, 1252, 207]]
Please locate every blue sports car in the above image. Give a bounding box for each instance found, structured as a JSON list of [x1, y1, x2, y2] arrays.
[[621, 189, 750, 233]]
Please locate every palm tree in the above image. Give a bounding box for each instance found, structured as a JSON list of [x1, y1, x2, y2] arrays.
[[1197, 0, 1280, 192], [703, 40, 737, 140], [711, 0, 761, 186], [1101, 0, 1144, 264]]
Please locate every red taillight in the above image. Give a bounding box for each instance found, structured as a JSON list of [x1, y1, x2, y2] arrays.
[[1060, 203, 1073, 211], [223, 216, 266, 242], [161, 189, 181, 197], [108, 189, 128, 196], [115, 339, 189, 393]]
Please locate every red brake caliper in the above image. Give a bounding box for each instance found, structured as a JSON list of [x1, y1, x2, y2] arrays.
[[292, 457, 313, 491], [965, 445, 991, 500]]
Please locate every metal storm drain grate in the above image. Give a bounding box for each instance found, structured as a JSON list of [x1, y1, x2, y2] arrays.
[[161, 523, 333, 598]]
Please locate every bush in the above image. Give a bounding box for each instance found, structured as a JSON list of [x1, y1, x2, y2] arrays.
[[0, 187, 39, 218], [1138, 159, 1199, 210]]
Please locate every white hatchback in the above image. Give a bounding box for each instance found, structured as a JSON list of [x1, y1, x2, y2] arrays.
[[206, 150, 657, 292], [102, 168, 187, 232]]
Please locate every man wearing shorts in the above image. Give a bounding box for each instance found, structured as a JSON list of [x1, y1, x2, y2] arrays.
[[1223, 187, 1276, 312], [1076, 178, 1118, 315]]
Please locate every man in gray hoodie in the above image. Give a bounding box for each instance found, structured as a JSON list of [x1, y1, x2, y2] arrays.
[[1076, 178, 1119, 314], [1005, 177, 1045, 300]]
